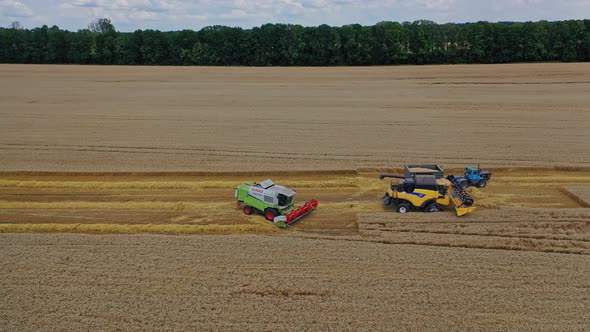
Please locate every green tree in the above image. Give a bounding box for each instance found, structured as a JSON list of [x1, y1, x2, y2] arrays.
[[1, 19, 589, 66], [67, 29, 95, 64], [181, 42, 218, 65], [88, 18, 115, 34], [300, 25, 341, 66], [46, 25, 68, 63]]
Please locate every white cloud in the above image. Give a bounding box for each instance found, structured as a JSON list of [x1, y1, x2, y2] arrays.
[[64, 0, 177, 12], [59, 0, 178, 26], [2, 0, 589, 31], [0, 0, 34, 18], [414, 0, 455, 10]]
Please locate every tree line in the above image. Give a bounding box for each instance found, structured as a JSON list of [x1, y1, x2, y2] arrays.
[[1, 19, 589, 66]]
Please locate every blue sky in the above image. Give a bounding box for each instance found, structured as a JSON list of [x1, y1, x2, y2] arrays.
[[1, 0, 589, 31]]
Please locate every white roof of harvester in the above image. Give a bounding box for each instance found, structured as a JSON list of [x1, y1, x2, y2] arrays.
[[254, 179, 296, 196]]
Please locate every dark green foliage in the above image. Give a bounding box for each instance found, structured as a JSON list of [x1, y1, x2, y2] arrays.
[[1, 19, 589, 65]]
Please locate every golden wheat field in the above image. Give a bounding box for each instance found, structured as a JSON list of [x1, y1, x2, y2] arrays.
[[1, 63, 589, 171], [1, 63, 590, 331], [1, 233, 590, 331]]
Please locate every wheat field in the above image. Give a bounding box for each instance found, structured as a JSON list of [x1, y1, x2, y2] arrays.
[[1, 233, 589, 331], [1, 63, 589, 172], [0, 63, 589, 331]]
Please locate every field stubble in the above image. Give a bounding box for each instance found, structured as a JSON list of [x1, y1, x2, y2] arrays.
[[0, 63, 589, 172], [1, 234, 589, 332]]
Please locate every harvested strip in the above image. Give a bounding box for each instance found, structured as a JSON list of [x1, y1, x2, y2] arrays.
[[357, 209, 590, 223], [359, 228, 590, 255], [0, 201, 382, 212], [494, 176, 590, 184], [320, 201, 384, 212], [562, 187, 590, 207], [0, 201, 229, 210], [0, 223, 277, 235]]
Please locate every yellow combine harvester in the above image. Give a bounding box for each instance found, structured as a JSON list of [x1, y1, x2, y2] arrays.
[[380, 165, 476, 217]]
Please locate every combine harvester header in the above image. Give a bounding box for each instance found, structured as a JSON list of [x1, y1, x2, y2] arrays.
[[445, 175, 476, 216]]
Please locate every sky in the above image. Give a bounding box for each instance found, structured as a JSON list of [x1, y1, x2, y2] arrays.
[[1, 0, 589, 31]]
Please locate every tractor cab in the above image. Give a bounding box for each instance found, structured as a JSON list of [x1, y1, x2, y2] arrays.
[[456, 165, 492, 188], [464, 166, 492, 181], [465, 166, 479, 177]]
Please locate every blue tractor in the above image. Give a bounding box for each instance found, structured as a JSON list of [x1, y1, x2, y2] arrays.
[[454, 165, 492, 189]]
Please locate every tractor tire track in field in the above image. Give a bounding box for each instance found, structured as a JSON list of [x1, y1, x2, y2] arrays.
[[3, 144, 589, 171], [0, 143, 373, 158]]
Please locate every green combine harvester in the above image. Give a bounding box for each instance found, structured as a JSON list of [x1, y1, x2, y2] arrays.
[[235, 179, 318, 227]]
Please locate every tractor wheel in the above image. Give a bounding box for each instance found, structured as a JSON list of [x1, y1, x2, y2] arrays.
[[264, 208, 278, 221], [460, 181, 469, 189], [423, 202, 440, 213], [243, 206, 254, 215], [477, 180, 487, 188], [396, 203, 410, 214]]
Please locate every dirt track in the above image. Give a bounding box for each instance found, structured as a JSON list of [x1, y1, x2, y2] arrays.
[[1, 233, 589, 332], [1, 63, 589, 171]]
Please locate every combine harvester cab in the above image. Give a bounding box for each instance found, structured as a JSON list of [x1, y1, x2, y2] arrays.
[[235, 179, 318, 227]]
